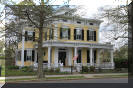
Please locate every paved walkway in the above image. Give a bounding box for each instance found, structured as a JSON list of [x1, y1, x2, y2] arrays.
[[0, 73, 128, 80]]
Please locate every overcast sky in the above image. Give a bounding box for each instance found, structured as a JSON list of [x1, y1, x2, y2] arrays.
[[0, 0, 131, 48]]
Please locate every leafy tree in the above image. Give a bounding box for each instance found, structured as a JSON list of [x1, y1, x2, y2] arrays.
[[96, 3, 128, 48], [4, 0, 77, 79]]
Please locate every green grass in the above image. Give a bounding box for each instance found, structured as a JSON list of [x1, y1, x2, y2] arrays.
[[1, 66, 5, 77], [6, 70, 37, 76], [5, 76, 85, 82], [0, 59, 5, 77], [94, 74, 128, 78], [46, 76, 85, 80], [5, 69, 70, 76]]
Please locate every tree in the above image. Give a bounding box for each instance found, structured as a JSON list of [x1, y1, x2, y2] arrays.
[[96, 3, 128, 48], [4, 0, 77, 79]]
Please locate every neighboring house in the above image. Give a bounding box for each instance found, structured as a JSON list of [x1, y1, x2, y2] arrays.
[[16, 16, 114, 72]]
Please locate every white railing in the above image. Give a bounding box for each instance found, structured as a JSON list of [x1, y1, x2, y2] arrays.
[[87, 62, 114, 69], [33, 63, 48, 68]]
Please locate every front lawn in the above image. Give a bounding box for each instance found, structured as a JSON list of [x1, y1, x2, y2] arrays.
[[5, 76, 85, 82]]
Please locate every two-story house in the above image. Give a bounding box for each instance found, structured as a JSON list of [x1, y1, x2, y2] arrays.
[[16, 16, 114, 72]]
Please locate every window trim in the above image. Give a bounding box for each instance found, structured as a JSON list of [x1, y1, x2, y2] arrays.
[[87, 29, 96, 41]]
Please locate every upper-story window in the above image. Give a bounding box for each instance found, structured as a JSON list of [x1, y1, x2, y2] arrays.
[[87, 29, 96, 41], [44, 32, 47, 40], [74, 28, 84, 40], [49, 29, 54, 40], [25, 31, 35, 41], [60, 27, 70, 40]]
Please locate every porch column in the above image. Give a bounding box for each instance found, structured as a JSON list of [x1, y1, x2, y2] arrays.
[[48, 46, 51, 68], [110, 49, 114, 69], [90, 48, 93, 66], [74, 47, 78, 66], [54, 47, 58, 68], [97, 49, 100, 67], [21, 30, 25, 67], [68, 48, 72, 66]]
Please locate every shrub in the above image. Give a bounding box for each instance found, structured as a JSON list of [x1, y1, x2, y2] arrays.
[[20, 66, 33, 72], [7, 65, 19, 70], [55, 68, 60, 72], [89, 66, 95, 72], [82, 66, 89, 72], [48, 68, 54, 72], [0, 56, 5, 59], [44, 68, 49, 72], [114, 58, 128, 68]]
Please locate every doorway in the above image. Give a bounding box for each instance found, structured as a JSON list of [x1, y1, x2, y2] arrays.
[[58, 51, 66, 66]]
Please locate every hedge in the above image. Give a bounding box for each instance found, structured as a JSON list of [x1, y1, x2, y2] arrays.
[[114, 58, 128, 68]]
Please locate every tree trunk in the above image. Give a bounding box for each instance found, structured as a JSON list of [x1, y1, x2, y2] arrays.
[[37, 6, 45, 78], [37, 28, 44, 78]]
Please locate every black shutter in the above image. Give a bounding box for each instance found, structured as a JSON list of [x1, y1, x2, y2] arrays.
[[87, 50, 90, 63], [37, 53, 38, 63], [24, 50, 27, 61], [45, 32, 47, 40], [94, 31, 96, 41], [68, 28, 70, 39], [33, 32, 35, 41], [60, 28, 62, 39], [82, 29, 84, 40], [32, 50, 35, 61], [94, 50, 96, 63], [25, 31, 28, 41], [74, 29, 76, 40], [51, 29, 53, 39], [87, 30, 89, 41]]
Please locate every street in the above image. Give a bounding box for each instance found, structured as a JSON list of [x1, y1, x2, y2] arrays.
[[18, 78, 128, 83]]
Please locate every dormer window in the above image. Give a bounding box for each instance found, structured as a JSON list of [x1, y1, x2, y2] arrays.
[[77, 21, 81, 24], [90, 23, 93, 25]]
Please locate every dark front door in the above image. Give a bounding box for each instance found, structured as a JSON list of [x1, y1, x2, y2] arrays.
[[58, 51, 66, 66]]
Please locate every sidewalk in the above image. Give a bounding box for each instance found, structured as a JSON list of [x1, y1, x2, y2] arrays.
[[0, 73, 128, 80]]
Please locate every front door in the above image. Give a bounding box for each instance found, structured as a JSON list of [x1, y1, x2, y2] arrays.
[[58, 51, 66, 66]]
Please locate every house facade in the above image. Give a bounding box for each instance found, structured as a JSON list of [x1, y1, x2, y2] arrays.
[[16, 16, 114, 72]]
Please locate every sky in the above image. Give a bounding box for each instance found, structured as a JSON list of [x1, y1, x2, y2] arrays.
[[0, 0, 131, 48]]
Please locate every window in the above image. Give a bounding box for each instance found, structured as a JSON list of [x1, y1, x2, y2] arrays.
[[74, 28, 84, 40], [27, 31, 33, 41], [87, 30, 96, 41], [25, 31, 35, 41], [49, 29, 53, 40], [24, 49, 35, 61], [60, 28, 70, 40], [27, 50, 32, 61], [45, 32, 47, 40]]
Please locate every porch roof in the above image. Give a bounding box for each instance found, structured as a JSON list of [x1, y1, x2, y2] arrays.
[[35, 40, 113, 50]]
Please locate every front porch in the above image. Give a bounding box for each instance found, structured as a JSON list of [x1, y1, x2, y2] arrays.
[[33, 41, 114, 72]]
